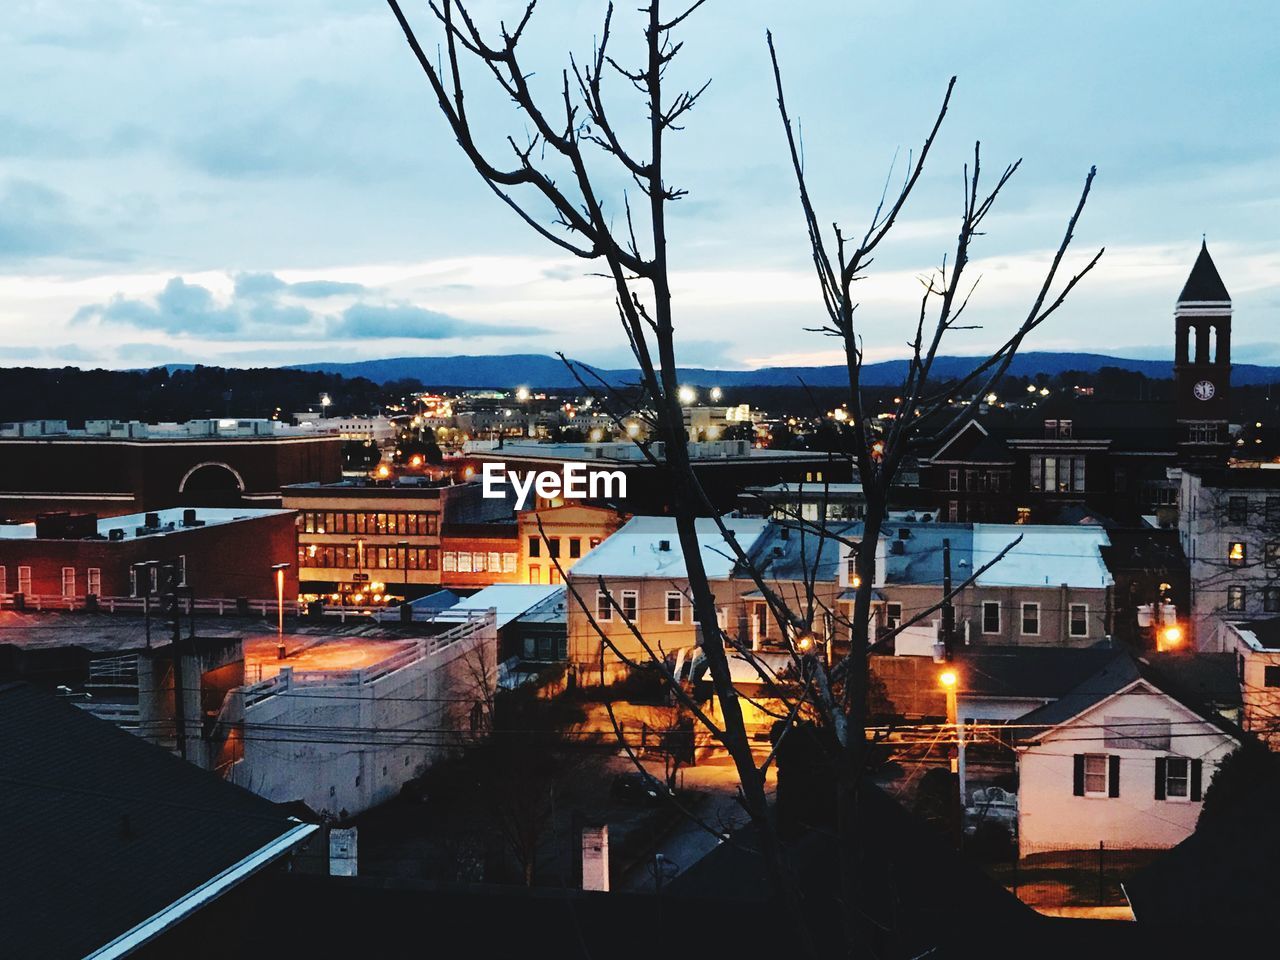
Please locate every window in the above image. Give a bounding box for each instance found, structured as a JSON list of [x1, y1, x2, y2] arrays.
[[0, 565, 6, 595], [1266, 586, 1280, 614], [886, 603, 902, 629], [1228, 496, 1249, 523], [1264, 665, 1280, 688], [503, 554, 517, 573], [1268, 497, 1280, 523], [1228, 542, 1246, 567], [1021, 602, 1040, 636], [549, 567, 561, 585], [948, 469, 959, 492], [61, 567, 75, 598], [1164, 757, 1190, 800], [1083, 754, 1109, 796], [18, 566, 32, 595], [456, 552, 472, 573], [596, 590, 612, 622], [589, 537, 602, 549], [569, 538, 582, 559], [1267, 541, 1280, 569], [177, 555, 187, 586], [948, 501, 959, 522], [1228, 585, 1246, 612], [527, 565, 541, 584], [87, 568, 101, 597], [1069, 603, 1088, 637], [442, 552, 458, 573], [981, 601, 1000, 634], [1016, 506, 1032, 525], [528, 536, 541, 558], [548, 537, 561, 559], [665, 591, 683, 624], [621, 590, 638, 622]]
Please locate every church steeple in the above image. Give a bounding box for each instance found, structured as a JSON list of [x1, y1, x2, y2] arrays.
[[1174, 241, 1231, 468], [1178, 240, 1231, 304]]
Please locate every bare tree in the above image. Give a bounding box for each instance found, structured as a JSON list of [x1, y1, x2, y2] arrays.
[[386, 1, 1101, 953]]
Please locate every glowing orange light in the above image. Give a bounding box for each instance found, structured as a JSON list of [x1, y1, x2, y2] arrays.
[[939, 670, 958, 689], [1161, 625, 1183, 648], [376, 464, 391, 478]]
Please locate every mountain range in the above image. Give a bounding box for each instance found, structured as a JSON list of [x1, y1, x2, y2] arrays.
[[287, 351, 1280, 388]]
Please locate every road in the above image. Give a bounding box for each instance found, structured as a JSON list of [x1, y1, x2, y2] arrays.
[[621, 749, 776, 892]]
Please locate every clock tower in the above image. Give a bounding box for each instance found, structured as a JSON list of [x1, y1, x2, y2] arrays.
[[1174, 241, 1231, 467]]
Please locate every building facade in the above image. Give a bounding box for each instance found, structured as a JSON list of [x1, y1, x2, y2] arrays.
[[1179, 468, 1280, 650], [0, 507, 298, 602]]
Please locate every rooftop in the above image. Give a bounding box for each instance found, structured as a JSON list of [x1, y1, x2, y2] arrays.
[[0, 682, 315, 960], [243, 635, 419, 681], [465, 438, 829, 463], [736, 520, 859, 583], [1186, 466, 1280, 490], [0, 507, 293, 542], [415, 583, 563, 629], [972, 523, 1113, 589], [1178, 240, 1231, 303], [568, 515, 769, 579], [0, 418, 324, 441]]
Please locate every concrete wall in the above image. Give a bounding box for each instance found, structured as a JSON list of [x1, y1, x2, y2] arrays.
[[229, 616, 496, 818], [1017, 683, 1235, 851]]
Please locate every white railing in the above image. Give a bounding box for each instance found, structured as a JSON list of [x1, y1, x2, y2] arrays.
[[0, 593, 305, 617], [75, 700, 141, 727]]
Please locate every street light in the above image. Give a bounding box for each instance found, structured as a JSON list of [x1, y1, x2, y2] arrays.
[[271, 563, 290, 659]]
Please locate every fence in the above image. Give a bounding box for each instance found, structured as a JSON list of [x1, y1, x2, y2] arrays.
[[0, 592, 298, 617], [980, 841, 1168, 910]]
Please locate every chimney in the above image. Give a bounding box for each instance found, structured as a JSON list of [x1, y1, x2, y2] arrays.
[[144, 512, 160, 529], [182, 508, 198, 527], [658, 539, 671, 552], [329, 826, 358, 877], [581, 824, 609, 892]]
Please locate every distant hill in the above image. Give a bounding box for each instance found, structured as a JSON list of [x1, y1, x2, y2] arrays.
[[287, 351, 1280, 388]]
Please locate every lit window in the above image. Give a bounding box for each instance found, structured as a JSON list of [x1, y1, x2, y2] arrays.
[[1228, 542, 1246, 566]]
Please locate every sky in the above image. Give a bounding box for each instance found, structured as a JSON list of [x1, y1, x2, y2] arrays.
[[2, 0, 1279, 372]]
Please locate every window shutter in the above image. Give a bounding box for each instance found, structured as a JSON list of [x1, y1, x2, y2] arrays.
[[1191, 759, 1203, 801], [1072, 754, 1085, 796], [1108, 755, 1121, 797], [1154, 756, 1167, 800]]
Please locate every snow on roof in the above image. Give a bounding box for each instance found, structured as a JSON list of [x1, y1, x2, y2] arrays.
[[0, 507, 293, 542], [431, 583, 564, 629], [569, 515, 769, 580], [972, 523, 1113, 589]]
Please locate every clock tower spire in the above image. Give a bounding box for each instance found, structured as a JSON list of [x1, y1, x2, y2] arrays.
[[1174, 240, 1231, 467]]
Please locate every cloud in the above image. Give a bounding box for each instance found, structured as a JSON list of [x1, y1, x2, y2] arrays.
[[329, 302, 544, 339], [70, 271, 544, 344], [0, 179, 96, 258], [233, 271, 367, 299]]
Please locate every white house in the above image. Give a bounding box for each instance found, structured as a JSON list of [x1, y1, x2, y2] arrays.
[[1015, 654, 1238, 853]]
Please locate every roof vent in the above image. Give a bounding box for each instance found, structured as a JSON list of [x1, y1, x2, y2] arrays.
[[658, 539, 671, 552], [890, 541, 906, 555], [780, 526, 791, 541], [144, 512, 160, 528], [771, 545, 785, 558], [108, 528, 125, 542], [898, 528, 911, 540]]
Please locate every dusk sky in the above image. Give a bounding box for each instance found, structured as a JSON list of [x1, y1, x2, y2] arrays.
[[3, 0, 1278, 371]]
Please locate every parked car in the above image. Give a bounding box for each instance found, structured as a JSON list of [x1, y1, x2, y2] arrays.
[[611, 770, 671, 804]]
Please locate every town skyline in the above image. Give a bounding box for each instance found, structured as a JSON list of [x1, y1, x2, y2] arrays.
[[2, 1, 1279, 371]]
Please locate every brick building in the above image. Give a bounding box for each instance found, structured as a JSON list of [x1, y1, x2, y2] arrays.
[[0, 507, 298, 602], [0, 419, 342, 522]]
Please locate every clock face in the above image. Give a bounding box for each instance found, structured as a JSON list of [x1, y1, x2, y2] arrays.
[[1193, 379, 1216, 401]]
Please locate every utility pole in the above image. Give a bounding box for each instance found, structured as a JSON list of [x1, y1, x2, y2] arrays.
[[941, 537, 955, 659], [163, 562, 187, 761]]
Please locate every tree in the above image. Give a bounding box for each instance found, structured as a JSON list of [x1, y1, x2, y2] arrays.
[[386, 1, 1099, 952]]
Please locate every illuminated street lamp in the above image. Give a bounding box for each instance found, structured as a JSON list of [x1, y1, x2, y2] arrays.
[[515, 386, 531, 401], [271, 562, 290, 659], [709, 386, 722, 402], [677, 385, 697, 406], [940, 668, 966, 811]]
